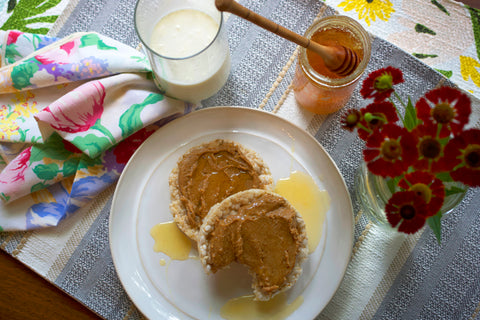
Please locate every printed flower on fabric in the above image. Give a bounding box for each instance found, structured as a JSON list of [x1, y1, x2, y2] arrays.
[[363, 124, 418, 178], [358, 101, 399, 140], [442, 129, 480, 187], [360, 66, 404, 101], [0, 147, 31, 201], [413, 123, 449, 173], [35, 38, 80, 65], [7, 31, 24, 45], [73, 57, 110, 80], [34, 37, 110, 82], [26, 181, 70, 229], [338, 0, 395, 26], [5, 31, 24, 64], [386, 191, 428, 234], [1, 91, 40, 142], [416, 86, 471, 138], [0, 103, 20, 140], [398, 171, 445, 217], [35, 81, 106, 133]]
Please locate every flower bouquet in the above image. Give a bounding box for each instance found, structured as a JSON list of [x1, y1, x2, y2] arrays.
[[342, 66, 480, 242]]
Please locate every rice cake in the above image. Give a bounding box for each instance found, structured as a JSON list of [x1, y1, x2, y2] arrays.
[[197, 189, 308, 301], [169, 139, 274, 241]]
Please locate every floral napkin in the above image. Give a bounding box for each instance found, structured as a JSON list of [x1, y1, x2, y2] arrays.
[[0, 30, 194, 231]]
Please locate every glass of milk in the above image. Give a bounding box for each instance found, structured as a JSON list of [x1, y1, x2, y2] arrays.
[[135, 0, 231, 103]]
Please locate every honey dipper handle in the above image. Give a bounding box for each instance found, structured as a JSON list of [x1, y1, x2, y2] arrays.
[[215, 0, 311, 49], [215, 0, 356, 76]]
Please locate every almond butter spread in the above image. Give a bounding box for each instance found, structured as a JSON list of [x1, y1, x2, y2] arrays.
[[177, 140, 268, 231], [202, 191, 306, 298]]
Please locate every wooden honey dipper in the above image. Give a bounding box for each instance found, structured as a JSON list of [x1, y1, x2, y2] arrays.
[[215, 0, 359, 76]]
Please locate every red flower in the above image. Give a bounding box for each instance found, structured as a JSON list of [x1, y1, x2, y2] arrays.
[[113, 127, 157, 164], [358, 101, 399, 140], [416, 87, 471, 138], [398, 171, 445, 217], [363, 124, 418, 178], [36, 81, 106, 133], [413, 123, 450, 173], [360, 66, 404, 102], [386, 191, 428, 234], [341, 109, 362, 132], [442, 129, 480, 187], [0, 147, 32, 197], [7, 31, 23, 45]]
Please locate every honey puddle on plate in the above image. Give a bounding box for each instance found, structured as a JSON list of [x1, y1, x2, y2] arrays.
[[275, 171, 330, 253], [150, 221, 191, 261], [220, 293, 304, 320]]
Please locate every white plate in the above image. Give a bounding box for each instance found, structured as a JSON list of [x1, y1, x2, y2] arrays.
[[109, 106, 353, 319]]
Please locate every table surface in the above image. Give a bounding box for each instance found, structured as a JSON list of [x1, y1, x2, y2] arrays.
[[0, 250, 102, 320], [0, 0, 478, 319]]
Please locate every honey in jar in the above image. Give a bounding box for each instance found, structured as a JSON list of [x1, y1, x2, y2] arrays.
[[293, 15, 371, 114]]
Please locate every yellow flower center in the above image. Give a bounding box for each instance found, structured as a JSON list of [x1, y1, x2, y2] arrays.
[[465, 145, 480, 169], [419, 138, 441, 159], [432, 102, 454, 124], [381, 139, 402, 160], [374, 73, 393, 91], [409, 183, 432, 204]]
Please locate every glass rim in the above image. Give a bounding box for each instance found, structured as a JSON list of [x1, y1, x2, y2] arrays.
[[134, 1, 225, 61], [298, 15, 372, 88]]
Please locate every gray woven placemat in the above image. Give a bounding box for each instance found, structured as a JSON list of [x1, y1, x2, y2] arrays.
[[1, 0, 472, 319]]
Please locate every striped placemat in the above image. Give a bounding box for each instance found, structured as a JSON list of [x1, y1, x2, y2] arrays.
[[1, 0, 480, 319]]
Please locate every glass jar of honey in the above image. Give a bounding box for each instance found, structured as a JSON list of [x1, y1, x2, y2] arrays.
[[292, 15, 371, 114]]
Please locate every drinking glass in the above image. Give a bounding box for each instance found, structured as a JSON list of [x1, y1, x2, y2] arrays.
[[134, 0, 231, 103]]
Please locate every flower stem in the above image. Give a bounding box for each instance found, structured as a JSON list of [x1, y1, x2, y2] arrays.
[[390, 93, 407, 127]]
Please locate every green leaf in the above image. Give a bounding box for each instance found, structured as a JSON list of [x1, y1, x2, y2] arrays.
[[29, 132, 73, 163], [1, 0, 61, 34], [412, 53, 438, 59], [11, 59, 40, 90], [427, 212, 442, 244], [62, 158, 79, 177], [434, 69, 453, 78], [33, 163, 60, 180], [79, 33, 117, 50], [431, 0, 450, 15], [18, 128, 29, 142], [386, 176, 402, 195], [468, 5, 480, 60], [0, 193, 11, 202], [415, 24, 436, 35], [404, 97, 419, 131], [119, 93, 163, 138], [5, 43, 22, 64], [77, 153, 103, 170], [91, 119, 116, 144], [436, 171, 453, 182], [72, 134, 111, 158], [445, 186, 467, 197], [31, 182, 49, 193]]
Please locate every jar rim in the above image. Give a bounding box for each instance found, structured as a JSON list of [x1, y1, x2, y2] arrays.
[[298, 15, 372, 88]]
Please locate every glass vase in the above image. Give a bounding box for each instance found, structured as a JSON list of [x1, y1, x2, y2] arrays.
[[354, 162, 467, 230]]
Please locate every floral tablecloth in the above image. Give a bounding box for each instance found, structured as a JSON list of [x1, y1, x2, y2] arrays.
[[1, 0, 479, 319]]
